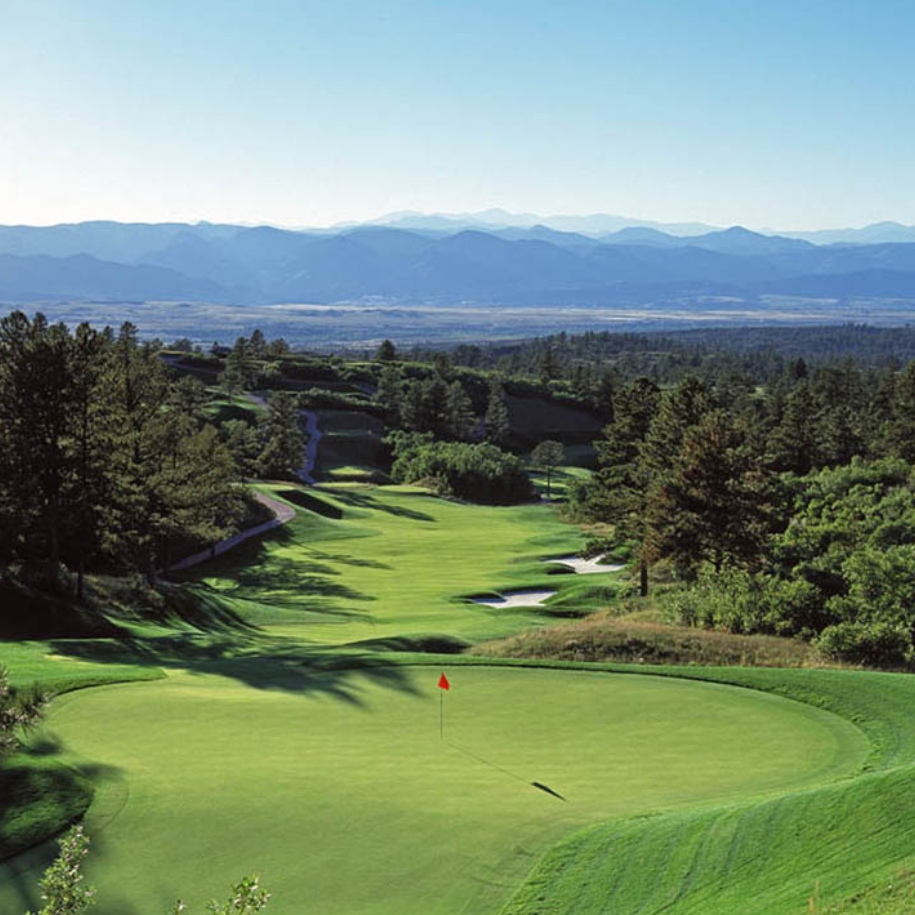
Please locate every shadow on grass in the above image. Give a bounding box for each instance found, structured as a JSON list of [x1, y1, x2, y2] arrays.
[[308, 549, 391, 570], [172, 518, 378, 609], [47, 635, 421, 707], [231, 557, 376, 603], [346, 634, 470, 654], [329, 489, 437, 522], [0, 741, 127, 913]]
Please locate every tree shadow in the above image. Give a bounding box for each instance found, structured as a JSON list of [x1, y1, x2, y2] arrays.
[[308, 549, 391, 570], [329, 489, 437, 522], [0, 740, 128, 914], [230, 557, 375, 603], [46, 636, 422, 707]]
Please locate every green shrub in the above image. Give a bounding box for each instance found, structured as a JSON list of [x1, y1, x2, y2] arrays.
[[662, 565, 821, 636], [389, 434, 533, 505], [815, 621, 911, 668]]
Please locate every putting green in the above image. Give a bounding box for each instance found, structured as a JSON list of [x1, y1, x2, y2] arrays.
[[0, 665, 868, 915]]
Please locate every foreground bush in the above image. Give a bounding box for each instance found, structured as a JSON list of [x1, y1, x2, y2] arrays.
[[26, 826, 270, 915]]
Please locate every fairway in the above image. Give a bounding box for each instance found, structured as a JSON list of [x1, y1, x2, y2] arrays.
[[0, 664, 867, 915], [174, 484, 598, 645]]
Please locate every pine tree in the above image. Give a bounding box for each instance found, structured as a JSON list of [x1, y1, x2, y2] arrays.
[[484, 380, 512, 447], [376, 339, 397, 362], [530, 440, 565, 498], [221, 336, 256, 402], [375, 365, 402, 424], [65, 323, 108, 600], [590, 377, 660, 595], [446, 381, 477, 441], [649, 410, 771, 575], [257, 393, 305, 479], [0, 312, 75, 583]]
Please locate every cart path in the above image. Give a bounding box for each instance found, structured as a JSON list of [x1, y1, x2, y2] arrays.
[[246, 393, 321, 485], [168, 490, 295, 572]]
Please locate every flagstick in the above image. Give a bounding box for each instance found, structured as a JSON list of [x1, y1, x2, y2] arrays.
[[440, 689, 444, 740]]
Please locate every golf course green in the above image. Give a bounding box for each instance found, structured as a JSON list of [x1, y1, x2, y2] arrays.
[[0, 664, 866, 915], [2, 483, 915, 914]]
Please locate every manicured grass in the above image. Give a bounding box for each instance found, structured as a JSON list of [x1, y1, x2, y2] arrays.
[[4, 486, 915, 915], [0, 641, 163, 695], [529, 464, 592, 500], [0, 642, 163, 867], [0, 664, 866, 915], [173, 484, 599, 645], [497, 664, 915, 915]]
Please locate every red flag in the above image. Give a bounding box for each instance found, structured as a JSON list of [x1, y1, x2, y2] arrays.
[[438, 672, 450, 691]]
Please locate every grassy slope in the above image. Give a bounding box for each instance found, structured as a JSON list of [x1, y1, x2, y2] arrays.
[[174, 483, 610, 645], [0, 665, 865, 915], [498, 664, 915, 915], [3, 485, 915, 913], [0, 642, 163, 866]]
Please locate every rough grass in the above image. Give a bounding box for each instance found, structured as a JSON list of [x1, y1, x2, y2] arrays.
[[477, 615, 821, 668]]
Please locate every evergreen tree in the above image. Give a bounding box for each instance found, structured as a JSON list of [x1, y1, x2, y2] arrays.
[[649, 410, 771, 575], [376, 339, 397, 362], [224, 420, 262, 481], [375, 365, 402, 424], [0, 312, 75, 582], [446, 380, 477, 441], [767, 381, 818, 474], [64, 323, 108, 600], [484, 380, 512, 447], [530, 440, 565, 498], [221, 336, 256, 402], [590, 377, 661, 595], [257, 393, 305, 479], [887, 361, 915, 461], [249, 328, 267, 358]]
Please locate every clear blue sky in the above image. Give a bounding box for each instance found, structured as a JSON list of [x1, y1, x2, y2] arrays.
[[2, 0, 913, 230]]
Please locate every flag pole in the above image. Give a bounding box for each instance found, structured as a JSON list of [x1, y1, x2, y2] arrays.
[[437, 672, 450, 740]]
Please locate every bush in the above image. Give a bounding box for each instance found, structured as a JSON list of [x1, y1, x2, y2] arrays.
[[815, 621, 911, 668], [389, 434, 533, 505], [662, 565, 821, 636]]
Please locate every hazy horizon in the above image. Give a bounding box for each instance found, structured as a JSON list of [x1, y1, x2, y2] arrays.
[[1, 209, 913, 236]]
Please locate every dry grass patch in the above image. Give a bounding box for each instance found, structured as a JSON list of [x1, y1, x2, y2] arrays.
[[474, 613, 824, 668]]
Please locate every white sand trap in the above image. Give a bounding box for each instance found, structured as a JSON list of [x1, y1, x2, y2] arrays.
[[470, 589, 556, 608], [545, 554, 626, 575]]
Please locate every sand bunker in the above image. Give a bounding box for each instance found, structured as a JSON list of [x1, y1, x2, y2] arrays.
[[470, 589, 556, 608], [545, 554, 626, 575]]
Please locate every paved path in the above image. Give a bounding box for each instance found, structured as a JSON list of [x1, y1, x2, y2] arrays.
[[246, 394, 321, 485], [296, 410, 321, 485], [167, 490, 295, 573]]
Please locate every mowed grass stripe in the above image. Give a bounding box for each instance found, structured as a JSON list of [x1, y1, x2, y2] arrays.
[[499, 664, 915, 915], [175, 484, 593, 644], [0, 666, 865, 915]]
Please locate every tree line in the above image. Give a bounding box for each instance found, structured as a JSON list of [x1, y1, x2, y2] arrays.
[[0, 312, 305, 595], [572, 357, 915, 665]]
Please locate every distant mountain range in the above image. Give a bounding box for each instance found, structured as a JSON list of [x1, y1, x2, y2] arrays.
[[1, 218, 915, 306]]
